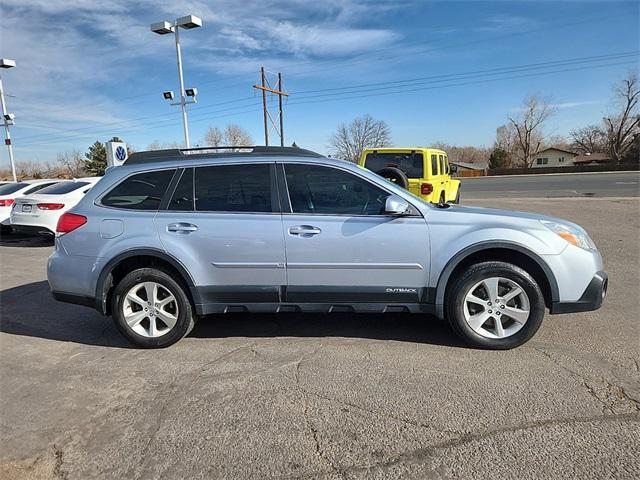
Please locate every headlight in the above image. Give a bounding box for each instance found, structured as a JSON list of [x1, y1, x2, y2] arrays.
[[541, 220, 597, 251]]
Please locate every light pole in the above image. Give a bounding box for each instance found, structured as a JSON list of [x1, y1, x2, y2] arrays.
[[0, 58, 17, 182], [151, 15, 202, 148]]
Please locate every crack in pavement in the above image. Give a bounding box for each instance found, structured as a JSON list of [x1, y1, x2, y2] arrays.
[[309, 412, 640, 478], [530, 345, 640, 413], [294, 346, 346, 479], [52, 444, 68, 480]]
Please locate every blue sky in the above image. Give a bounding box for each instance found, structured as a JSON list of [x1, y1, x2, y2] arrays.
[[0, 0, 638, 167]]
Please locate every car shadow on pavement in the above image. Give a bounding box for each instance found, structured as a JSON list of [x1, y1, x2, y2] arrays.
[[191, 313, 466, 348], [0, 231, 54, 247], [0, 281, 133, 348], [0, 281, 465, 349]]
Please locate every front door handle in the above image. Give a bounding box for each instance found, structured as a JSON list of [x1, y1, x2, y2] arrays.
[[167, 222, 198, 234], [289, 225, 321, 237]]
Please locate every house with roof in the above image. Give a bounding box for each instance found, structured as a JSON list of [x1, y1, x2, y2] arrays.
[[532, 147, 577, 168], [573, 152, 613, 165]]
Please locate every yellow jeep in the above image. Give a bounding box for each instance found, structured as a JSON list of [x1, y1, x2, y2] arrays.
[[359, 147, 461, 204]]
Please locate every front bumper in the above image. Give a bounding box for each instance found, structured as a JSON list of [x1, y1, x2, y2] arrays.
[[550, 271, 608, 314]]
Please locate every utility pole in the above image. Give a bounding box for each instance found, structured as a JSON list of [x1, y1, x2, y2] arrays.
[[260, 67, 268, 146], [253, 68, 288, 147], [0, 58, 17, 182], [278, 72, 284, 147]]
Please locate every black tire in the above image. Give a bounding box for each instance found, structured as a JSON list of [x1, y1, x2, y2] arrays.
[[453, 190, 460, 204], [445, 261, 545, 349], [438, 192, 446, 205], [376, 167, 409, 189], [111, 268, 195, 348]]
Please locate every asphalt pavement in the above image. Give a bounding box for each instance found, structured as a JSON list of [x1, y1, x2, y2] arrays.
[[460, 171, 640, 198], [0, 197, 639, 479]]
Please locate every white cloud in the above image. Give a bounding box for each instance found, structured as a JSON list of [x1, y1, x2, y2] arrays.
[[1, 0, 406, 161]]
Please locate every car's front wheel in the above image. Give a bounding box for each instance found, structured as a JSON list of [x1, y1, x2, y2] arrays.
[[446, 261, 545, 349], [112, 268, 195, 348]]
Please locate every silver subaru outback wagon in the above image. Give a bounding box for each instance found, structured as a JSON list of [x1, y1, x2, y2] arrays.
[[47, 146, 607, 349]]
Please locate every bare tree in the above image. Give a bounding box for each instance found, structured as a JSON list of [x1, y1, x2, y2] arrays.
[[329, 114, 391, 163], [570, 125, 607, 154], [204, 127, 223, 147], [224, 124, 253, 146], [507, 95, 556, 167], [432, 143, 491, 165], [56, 150, 86, 177], [147, 140, 181, 151], [603, 72, 639, 164]]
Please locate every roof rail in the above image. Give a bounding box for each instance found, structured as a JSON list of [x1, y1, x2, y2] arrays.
[[125, 145, 324, 165]]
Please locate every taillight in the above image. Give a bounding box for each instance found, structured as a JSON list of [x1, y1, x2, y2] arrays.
[[421, 183, 433, 195], [37, 203, 65, 210], [0, 199, 14, 207], [56, 212, 87, 235]]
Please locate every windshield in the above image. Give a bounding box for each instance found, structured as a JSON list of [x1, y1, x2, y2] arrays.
[[37, 181, 90, 195], [364, 152, 424, 178], [0, 182, 29, 195]]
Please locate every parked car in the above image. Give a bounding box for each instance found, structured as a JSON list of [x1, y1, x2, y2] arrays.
[[47, 147, 607, 349], [0, 179, 61, 233], [359, 147, 461, 204], [11, 178, 100, 235]]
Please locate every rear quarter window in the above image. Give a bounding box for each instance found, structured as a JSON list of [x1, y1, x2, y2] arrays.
[[36, 182, 89, 195], [0, 182, 29, 195], [23, 182, 59, 195], [431, 155, 439, 176], [102, 170, 175, 210]]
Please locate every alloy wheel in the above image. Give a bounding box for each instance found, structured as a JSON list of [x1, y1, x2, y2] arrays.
[[122, 281, 178, 338], [462, 276, 530, 339]]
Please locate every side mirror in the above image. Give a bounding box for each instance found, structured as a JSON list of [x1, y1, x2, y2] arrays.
[[384, 195, 409, 215]]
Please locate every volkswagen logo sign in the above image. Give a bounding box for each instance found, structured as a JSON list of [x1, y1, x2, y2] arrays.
[[115, 146, 127, 161]]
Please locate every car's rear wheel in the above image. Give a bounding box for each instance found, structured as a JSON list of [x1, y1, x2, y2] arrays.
[[453, 190, 460, 204], [112, 268, 194, 348], [376, 167, 409, 189], [446, 261, 545, 349], [439, 192, 446, 205]]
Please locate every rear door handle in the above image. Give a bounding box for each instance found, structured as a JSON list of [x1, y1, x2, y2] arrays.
[[167, 222, 198, 234], [289, 225, 321, 237]]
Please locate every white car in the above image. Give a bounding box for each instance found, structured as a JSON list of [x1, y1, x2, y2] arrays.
[[0, 180, 62, 232], [10, 178, 101, 235]]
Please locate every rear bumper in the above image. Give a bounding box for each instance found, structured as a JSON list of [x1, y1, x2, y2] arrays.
[[550, 271, 608, 314]]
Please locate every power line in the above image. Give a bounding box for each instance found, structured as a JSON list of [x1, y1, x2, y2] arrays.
[[17, 58, 634, 148], [13, 7, 631, 121], [16, 51, 635, 145]]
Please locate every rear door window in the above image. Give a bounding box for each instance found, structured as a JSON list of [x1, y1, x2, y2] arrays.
[[431, 155, 439, 176], [102, 170, 175, 210], [194, 164, 274, 212], [168, 168, 194, 211], [439, 155, 446, 176]]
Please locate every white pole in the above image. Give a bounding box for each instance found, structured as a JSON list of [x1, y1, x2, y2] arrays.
[[0, 76, 17, 182], [173, 25, 190, 148]]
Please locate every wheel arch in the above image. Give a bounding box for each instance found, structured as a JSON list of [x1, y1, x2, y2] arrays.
[[95, 248, 200, 316], [434, 241, 559, 316]]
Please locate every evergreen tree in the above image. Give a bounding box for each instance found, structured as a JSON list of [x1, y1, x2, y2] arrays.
[[488, 148, 510, 169], [83, 137, 124, 176]]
